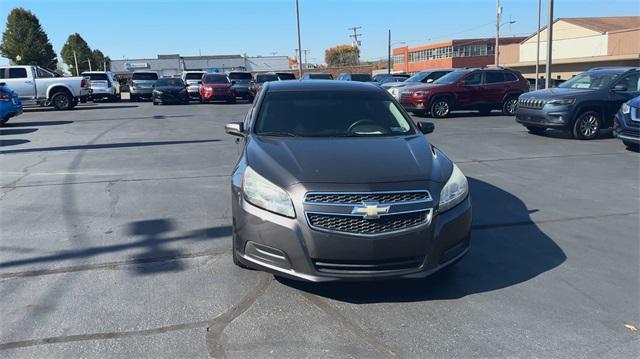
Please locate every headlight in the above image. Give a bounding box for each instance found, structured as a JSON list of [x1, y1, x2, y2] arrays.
[[242, 166, 295, 218], [153, 90, 162, 94], [412, 90, 429, 97], [439, 163, 468, 213], [621, 102, 631, 115], [547, 98, 575, 105]]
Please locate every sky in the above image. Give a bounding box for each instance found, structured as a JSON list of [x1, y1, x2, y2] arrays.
[[1, 0, 639, 66]]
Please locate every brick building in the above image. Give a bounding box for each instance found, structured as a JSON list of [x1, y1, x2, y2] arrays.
[[392, 37, 526, 73]]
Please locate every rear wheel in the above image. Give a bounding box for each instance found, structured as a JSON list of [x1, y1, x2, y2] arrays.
[[502, 96, 518, 116], [526, 126, 546, 135], [430, 97, 451, 118], [51, 91, 73, 110], [572, 110, 601, 140]]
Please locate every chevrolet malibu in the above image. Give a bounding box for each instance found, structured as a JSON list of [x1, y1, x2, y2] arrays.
[[225, 81, 472, 282]]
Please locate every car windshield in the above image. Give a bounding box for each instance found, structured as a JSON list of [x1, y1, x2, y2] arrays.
[[203, 74, 229, 84], [433, 71, 467, 84], [228, 72, 252, 80], [309, 73, 332, 79], [406, 72, 430, 82], [132, 72, 158, 81], [351, 74, 373, 82], [256, 74, 278, 83], [185, 73, 204, 80], [255, 91, 414, 137], [85, 73, 108, 81], [558, 71, 620, 90], [156, 78, 183, 86], [277, 73, 296, 80]]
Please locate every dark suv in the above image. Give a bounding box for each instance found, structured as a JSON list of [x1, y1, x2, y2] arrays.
[[400, 68, 529, 117], [228, 72, 253, 101], [516, 67, 640, 139]]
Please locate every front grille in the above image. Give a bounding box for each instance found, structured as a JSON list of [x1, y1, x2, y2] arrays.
[[518, 98, 545, 109], [313, 256, 424, 274], [307, 211, 428, 235], [305, 191, 430, 204]]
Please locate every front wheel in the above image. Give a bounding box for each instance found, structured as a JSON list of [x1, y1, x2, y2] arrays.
[[430, 98, 451, 118], [502, 97, 518, 116], [51, 91, 72, 110], [572, 111, 601, 140]]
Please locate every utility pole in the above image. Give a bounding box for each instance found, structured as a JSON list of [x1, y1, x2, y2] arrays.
[[535, 0, 541, 89], [545, 0, 554, 88], [295, 0, 303, 78], [495, 0, 502, 66], [303, 49, 310, 69], [87, 58, 92, 72], [104, 60, 107, 71], [387, 29, 391, 74], [348, 26, 362, 65], [73, 50, 79, 76]]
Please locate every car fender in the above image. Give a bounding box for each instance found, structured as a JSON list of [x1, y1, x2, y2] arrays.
[[502, 91, 524, 102], [46, 83, 75, 99], [429, 92, 456, 108], [572, 100, 608, 127]]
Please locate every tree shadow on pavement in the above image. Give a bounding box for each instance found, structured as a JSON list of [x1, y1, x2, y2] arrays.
[[3, 120, 73, 127], [279, 177, 567, 303]]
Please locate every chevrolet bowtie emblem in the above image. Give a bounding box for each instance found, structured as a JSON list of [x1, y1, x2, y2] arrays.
[[352, 202, 390, 219]]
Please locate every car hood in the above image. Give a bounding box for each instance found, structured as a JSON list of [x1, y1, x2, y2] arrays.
[[246, 135, 448, 186], [155, 85, 184, 92], [520, 87, 594, 99], [627, 96, 640, 107], [382, 81, 419, 89], [203, 83, 233, 89]]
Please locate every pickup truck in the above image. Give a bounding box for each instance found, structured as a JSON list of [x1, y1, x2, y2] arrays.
[[0, 65, 91, 110]]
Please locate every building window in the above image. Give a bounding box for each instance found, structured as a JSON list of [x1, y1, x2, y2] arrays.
[[452, 44, 494, 57], [393, 54, 404, 64], [407, 45, 453, 63]]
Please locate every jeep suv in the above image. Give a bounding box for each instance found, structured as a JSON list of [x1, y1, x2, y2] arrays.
[[130, 71, 159, 101], [400, 68, 529, 117], [228, 71, 253, 101], [516, 67, 640, 139]]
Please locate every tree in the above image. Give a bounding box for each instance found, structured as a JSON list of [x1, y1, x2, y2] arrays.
[[324, 45, 359, 67], [60, 33, 92, 75], [0, 8, 57, 69], [91, 49, 111, 71]]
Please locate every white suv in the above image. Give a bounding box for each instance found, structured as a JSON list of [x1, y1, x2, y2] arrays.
[[82, 71, 119, 101], [181, 71, 206, 99]]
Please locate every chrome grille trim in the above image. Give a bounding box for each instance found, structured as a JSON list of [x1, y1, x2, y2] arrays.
[[518, 98, 545, 109], [305, 209, 433, 237], [304, 190, 432, 206]]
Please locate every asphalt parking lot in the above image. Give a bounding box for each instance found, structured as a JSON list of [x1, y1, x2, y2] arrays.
[[1, 101, 638, 358]]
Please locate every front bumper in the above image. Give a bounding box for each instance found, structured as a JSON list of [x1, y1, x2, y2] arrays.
[[201, 90, 236, 101], [130, 87, 154, 97], [400, 96, 428, 112], [187, 85, 201, 98], [613, 112, 640, 144], [153, 92, 188, 103], [232, 190, 472, 282], [515, 105, 573, 128]]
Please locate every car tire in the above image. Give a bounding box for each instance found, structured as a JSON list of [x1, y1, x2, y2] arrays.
[[1, 115, 9, 125], [430, 97, 451, 118], [526, 126, 546, 135], [502, 96, 518, 116], [51, 91, 73, 110], [572, 110, 601, 140], [623, 141, 639, 152], [153, 100, 158, 105], [130, 95, 138, 102]]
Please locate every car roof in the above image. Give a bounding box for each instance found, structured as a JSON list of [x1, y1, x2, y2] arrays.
[[587, 67, 639, 73], [266, 80, 381, 92]]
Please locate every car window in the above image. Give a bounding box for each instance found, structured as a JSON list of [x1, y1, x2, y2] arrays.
[[228, 72, 252, 80], [255, 74, 278, 83], [255, 91, 414, 137], [485, 72, 504, 84], [351, 74, 373, 82], [616, 73, 640, 92], [8, 68, 27, 79], [504, 73, 518, 82], [559, 71, 619, 90], [428, 71, 450, 81], [433, 71, 467, 84], [464, 72, 483, 85], [84, 73, 108, 81], [203, 74, 230, 84], [0, 69, 5, 79], [132, 72, 158, 81], [277, 73, 296, 80], [37, 67, 54, 78], [184, 72, 205, 80], [309, 73, 333, 80]]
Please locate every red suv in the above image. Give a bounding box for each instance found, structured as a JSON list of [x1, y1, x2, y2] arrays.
[[400, 68, 529, 118], [200, 73, 237, 104]]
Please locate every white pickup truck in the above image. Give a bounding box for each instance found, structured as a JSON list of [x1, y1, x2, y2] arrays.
[[0, 65, 91, 110]]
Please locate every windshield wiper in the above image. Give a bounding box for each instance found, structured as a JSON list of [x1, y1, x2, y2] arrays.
[[257, 131, 298, 137]]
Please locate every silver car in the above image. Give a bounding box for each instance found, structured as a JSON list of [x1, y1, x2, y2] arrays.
[[181, 71, 206, 99], [130, 71, 159, 101], [82, 71, 118, 101], [383, 69, 453, 100]]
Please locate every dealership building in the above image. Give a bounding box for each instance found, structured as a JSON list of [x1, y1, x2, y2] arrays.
[[392, 37, 526, 73], [111, 54, 291, 78], [497, 16, 640, 80]]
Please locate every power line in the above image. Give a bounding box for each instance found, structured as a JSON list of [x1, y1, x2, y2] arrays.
[[348, 26, 362, 64]]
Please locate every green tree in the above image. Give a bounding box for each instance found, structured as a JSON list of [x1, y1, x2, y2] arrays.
[[324, 45, 359, 67], [91, 49, 111, 71], [0, 8, 57, 69], [60, 33, 92, 75]]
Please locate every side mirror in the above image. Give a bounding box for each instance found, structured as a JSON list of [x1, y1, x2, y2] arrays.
[[225, 122, 245, 137], [417, 121, 435, 134], [613, 84, 627, 92]]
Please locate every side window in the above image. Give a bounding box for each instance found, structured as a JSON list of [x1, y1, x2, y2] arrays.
[[427, 72, 444, 81], [8, 68, 27, 79], [464, 72, 482, 85], [36, 67, 54, 78], [616, 73, 640, 92], [0, 69, 5, 79], [485, 72, 504, 84], [504, 73, 518, 82]]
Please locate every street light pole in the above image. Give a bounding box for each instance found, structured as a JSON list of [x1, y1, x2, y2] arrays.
[[495, 0, 501, 66], [73, 50, 79, 76], [388, 29, 391, 75], [545, 0, 554, 88], [535, 0, 541, 90], [295, 0, 303, 78]]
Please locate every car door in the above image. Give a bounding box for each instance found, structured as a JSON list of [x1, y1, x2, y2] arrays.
[[607, 72, 640, 122], [4, 67, 35, 100], [455, 71, 484, 108], [482, 71, 506, 106]]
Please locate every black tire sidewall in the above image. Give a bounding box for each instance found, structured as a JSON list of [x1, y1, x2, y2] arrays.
[[51, 92, 72, 110], [503, 97, 518, 115]]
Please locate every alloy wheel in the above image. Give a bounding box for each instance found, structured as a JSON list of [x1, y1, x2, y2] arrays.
[[433, 100, 450, 117], [505, 98, 518, 115], [54, 94, 69, 109], [578, 114, 599, 138]]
